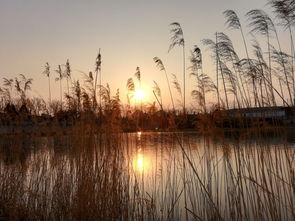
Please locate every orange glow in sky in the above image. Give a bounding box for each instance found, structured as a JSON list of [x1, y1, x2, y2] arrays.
[[0, 0, 288, 108]]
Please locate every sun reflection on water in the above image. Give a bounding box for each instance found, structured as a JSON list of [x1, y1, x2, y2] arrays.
[[132, 149, 150, 173], [137, 131, 142, 140]]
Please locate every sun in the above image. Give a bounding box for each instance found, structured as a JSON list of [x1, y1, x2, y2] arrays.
[[134, 89, 145, 101]]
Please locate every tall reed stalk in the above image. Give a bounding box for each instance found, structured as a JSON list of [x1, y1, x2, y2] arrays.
[[246, 9, 277, 106], [42, 62, 51, 104], [153, 57, 175, 111], [55, 65, 63, 108], [94, 50, 102, 110], [169, 22, 186, 113]]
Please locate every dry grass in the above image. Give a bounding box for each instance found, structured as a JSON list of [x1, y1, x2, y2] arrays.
[[1, 0, 295, 220], [0, 129, 294, 221]]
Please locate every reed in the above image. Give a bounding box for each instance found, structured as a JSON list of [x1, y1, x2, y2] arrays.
[[153, 57, 175, 111], [1, 0, 295, 220], [42, 62, 51, 105], [0, 127, 294, 220], [169, 22, 186, 113], [55, 65, 64, 109]]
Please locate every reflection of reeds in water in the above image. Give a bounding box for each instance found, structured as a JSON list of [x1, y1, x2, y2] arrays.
[[0, 131, 294, 220]]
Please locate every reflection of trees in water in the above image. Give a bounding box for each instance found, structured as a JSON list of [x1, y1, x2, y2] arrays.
[[0, 132, 294, 220], [222, 128, 295, 145], [0, 136, 36, 166], [0, 134, 107, 168], [1, 130, 294, 167]]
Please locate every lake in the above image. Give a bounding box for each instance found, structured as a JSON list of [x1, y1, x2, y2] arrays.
[[0, 131, 294, 220]]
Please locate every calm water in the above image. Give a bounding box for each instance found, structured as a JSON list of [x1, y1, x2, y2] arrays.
[[0, 131, 294, 220], [127, 131, 295, 220]]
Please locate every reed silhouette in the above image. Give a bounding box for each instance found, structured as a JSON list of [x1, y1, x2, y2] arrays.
[[1, 1, 295, 220]]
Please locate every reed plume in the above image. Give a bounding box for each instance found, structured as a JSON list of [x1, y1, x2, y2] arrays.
[[94, 50, 102, 110], [153, 57, 175, 111], [64, 59, 72, 95], [55, 65, 64, 108], [42, 62, 51, 104], [169, 22, 186, 113]]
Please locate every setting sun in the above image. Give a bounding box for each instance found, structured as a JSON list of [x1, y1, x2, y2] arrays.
[[134, 89, 145, 101]]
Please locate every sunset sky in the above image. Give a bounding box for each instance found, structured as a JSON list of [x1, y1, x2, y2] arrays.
[[0, 0, 291, 109]]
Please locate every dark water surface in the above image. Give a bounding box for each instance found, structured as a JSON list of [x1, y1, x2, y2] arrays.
[[0, 131, 294, 220]]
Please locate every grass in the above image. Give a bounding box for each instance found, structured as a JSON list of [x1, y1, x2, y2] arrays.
[[1, 0, 295, 220], [0, 129, 294, 220]]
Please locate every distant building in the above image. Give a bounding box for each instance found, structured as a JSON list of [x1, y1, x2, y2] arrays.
[[227, 106, 286, 118]]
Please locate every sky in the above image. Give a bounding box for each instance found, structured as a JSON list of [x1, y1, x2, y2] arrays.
[[0, 0, 291, 110]]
